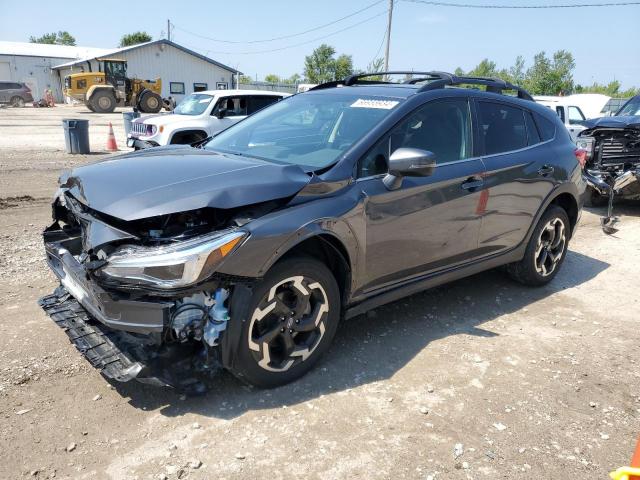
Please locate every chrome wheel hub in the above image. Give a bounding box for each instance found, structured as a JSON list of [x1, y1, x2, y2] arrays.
[[534, 218, 566, 277], [248, 276, 329, 372]]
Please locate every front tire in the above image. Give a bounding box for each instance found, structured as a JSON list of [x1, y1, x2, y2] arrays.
[[138, 91, 162, 113], [507, 205, 570, 286], [228, 257, 340, 388]]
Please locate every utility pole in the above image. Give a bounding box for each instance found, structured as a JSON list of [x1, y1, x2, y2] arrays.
[[383, 0, 394, 72], [167, 19, 171, 41]]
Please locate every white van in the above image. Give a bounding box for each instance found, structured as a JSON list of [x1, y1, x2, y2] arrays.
[[534, 96, 587, 142]]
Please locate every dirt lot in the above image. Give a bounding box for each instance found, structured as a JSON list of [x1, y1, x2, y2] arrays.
[[1, 105, 638, 480]]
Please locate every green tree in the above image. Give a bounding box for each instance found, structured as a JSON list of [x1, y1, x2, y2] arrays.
[[29, 31, 76, 46], [288, 73, 301, 84], [334, 54, 354, 80], [367, 58, 384, 73], [303, 44, 354, 83], [238, 75, 253, 84], [119, 31, 152, 47], [467, 59, 498, 78], [524, 50, 575, 95], [509, 55, 526, 85], [304, 44, 337, 83], [264, 74, 280, 84]]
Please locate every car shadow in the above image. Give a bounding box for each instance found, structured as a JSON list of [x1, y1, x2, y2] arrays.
[[111, 249, 609, 418]]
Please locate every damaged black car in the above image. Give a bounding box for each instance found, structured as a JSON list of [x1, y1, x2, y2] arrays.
[[40, 72, 585, 390], [578, 95, 640, 208]]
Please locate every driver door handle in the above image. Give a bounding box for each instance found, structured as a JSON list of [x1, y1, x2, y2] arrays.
[[461, 176, 484, 191], [538, 165, 555, 177]]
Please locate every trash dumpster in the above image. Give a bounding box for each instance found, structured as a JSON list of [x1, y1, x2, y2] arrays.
[[123, 111, 140, 137], [62, 119, 90, 154]]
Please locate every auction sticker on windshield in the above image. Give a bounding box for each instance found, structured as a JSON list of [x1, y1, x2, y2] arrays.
[[351, 99, 399, 109]]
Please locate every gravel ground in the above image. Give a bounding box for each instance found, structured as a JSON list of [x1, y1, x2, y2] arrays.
[[0, 106, 639, 480]]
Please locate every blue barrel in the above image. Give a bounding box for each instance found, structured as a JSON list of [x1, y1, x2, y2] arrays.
[[62, 119, 90, 154], [123, 111, 141, 137]]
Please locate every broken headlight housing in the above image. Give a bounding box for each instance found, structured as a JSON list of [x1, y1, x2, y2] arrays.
[[99, 229, 247, 289]]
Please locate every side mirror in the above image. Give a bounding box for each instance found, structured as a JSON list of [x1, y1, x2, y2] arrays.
[[383, 148, 436, 190], [216, 108, 227, 119]]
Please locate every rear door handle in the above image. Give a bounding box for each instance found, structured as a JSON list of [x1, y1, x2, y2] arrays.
[[538, 165, 555, 177], [461, 177, 484, 191]]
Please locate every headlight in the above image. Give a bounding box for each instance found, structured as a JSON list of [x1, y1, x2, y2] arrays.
[[575, 137, 594, 162], [99, 229, 247, 289]]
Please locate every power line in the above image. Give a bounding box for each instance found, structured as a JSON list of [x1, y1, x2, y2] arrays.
[[173, 0, 385, 44], [369, 23, 388, 67], [402, 0, 640, 8], [176, 11, 388, 55]]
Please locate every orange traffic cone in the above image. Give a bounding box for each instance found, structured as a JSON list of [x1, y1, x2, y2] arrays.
[[610, 436, 640, 480], [106, 122, 118, 152]]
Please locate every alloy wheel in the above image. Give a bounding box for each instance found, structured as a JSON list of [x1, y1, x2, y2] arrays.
[[534, 217, 566, 277], [248, 275, 329, 372]]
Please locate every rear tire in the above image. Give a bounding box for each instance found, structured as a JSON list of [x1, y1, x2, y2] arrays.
[[10, 96, 24, 107], [138, 91, 162, 113], [226, 256, 341, 388], [90, 90, 116, 113], [507, 205, 570, 286]]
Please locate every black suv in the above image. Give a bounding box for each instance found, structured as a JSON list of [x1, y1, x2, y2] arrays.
[[40, 72, 585, 389]]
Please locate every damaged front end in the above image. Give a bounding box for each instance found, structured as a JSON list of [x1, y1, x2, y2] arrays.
[[38, 191, 271, 392], [577, 121, 640, 233]]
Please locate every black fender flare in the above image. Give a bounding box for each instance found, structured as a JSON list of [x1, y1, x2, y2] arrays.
[[521, 181, 581, 248]]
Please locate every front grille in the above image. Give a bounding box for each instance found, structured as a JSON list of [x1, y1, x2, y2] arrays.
[[130, 122, 148, 136], [599, 134, 640, 165]]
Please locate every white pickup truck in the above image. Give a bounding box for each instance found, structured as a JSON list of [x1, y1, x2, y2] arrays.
[[534, 96, 587, 142], [127, 89, 289, 149]]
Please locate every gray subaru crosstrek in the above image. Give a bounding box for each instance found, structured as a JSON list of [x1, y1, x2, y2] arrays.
[[39, 71, 586, 391]]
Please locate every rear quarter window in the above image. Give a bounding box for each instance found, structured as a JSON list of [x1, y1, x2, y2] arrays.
[[524, 111, 541, 145], [534, 113, 556, 141]]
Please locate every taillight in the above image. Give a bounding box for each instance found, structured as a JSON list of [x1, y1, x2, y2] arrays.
[[574, 148, 587, 168]]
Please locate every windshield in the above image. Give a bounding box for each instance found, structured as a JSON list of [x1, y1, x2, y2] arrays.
[[204, 93, 401, 170], [174, 94, 214, 115], [617, 97, 640, 116]]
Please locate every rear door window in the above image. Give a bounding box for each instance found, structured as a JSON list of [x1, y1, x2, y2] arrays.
[[555, 106, 566, 123], [477, 101, 527, 155], [213, 96, 248, 116], [247, 96, 282, 115]]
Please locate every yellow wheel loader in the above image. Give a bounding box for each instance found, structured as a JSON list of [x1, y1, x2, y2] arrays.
[[64, 58, 165, 113]]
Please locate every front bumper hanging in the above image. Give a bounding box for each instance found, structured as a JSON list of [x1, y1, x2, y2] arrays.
[[39, 287, 212, 391], [38, 287, 152, 383]]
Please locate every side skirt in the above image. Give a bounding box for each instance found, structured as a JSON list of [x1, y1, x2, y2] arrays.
[[343, 246, 524, 320]]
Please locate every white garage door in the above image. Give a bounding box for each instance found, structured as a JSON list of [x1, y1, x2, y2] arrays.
[[0, 62, 11, 80]]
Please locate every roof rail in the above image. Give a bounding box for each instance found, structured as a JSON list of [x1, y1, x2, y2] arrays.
[[308, 71, 533, 101], [418, 74, 533, 101]]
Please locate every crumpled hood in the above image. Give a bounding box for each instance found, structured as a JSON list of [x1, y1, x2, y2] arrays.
[[59, 147, 311, 221], [582, 115, 640, 130]]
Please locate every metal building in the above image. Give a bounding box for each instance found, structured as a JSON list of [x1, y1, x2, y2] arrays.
[[0, 40, 239, 103], [0, 42, 109, 101]]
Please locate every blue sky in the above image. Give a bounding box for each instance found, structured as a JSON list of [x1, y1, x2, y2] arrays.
[[2, 0, 639, 88]]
